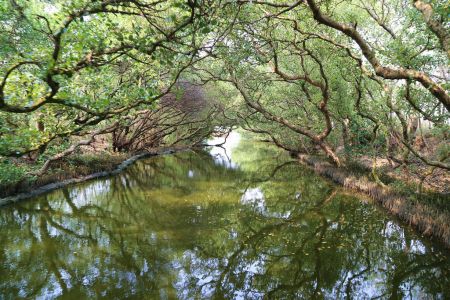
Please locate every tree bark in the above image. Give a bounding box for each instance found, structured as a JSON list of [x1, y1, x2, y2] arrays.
[[305, 0, 450, 111]]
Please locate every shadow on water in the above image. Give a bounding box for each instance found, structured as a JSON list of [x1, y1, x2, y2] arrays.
[[0, 133, 449, 299]]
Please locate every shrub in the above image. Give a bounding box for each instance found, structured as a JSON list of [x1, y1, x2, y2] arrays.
[[0, 159, 27, 185]]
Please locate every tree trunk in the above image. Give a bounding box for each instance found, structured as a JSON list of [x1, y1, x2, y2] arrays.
[[318, 142, 341, 167]]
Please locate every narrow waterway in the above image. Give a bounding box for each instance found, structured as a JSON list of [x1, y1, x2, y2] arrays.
[[1, 132, 449, 299]]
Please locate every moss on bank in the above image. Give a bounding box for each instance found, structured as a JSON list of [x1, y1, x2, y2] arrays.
[[0, 153, 129, 198], [298, 154, 450, 248], [345, 159, 450, 213]]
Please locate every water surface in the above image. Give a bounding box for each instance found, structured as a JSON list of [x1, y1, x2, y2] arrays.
[[1, 134, 449, 299]]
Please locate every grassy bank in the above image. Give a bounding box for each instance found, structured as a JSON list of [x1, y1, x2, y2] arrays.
[[297, 154, 450, 248], [0, 145, 192, 206], [0, 153, 130, 199]]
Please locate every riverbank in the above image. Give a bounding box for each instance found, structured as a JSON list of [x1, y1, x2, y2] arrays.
[[2, 135, 448, 299], [0, 146, 189, 206], [297, 153, 450, 248], [2, 137, 449, 249]]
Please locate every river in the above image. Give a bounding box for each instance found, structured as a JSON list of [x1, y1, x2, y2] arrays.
[[0, 132, 449, 299]]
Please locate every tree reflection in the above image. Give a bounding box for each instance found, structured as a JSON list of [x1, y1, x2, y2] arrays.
[[0, 147, 449, 299]]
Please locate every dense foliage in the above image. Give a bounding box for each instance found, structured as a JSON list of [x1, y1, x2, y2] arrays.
[[0, 0, 448, 185]]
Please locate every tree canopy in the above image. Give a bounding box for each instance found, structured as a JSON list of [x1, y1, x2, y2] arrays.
[[0, 0, 449, 181]]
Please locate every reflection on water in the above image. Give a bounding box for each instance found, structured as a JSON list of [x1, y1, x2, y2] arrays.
[[0, 134, 449, 299], [208, 131, 240, 169]]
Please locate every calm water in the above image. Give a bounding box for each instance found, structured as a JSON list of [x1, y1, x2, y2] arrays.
[[1, 133, 449, 299]]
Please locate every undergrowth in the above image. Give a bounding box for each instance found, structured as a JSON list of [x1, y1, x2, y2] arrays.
[[0, 153, 129, 198]]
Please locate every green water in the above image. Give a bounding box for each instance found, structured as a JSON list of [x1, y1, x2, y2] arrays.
[[1, 135, 449, 299]]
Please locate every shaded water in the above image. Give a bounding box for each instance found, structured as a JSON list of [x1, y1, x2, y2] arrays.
[[1, 133, 449, 299]]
